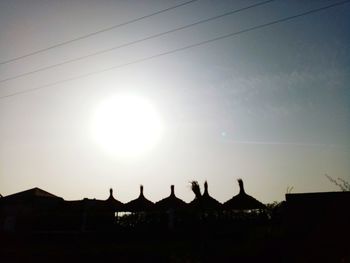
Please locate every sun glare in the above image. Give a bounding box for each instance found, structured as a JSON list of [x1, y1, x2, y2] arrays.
[[91, 94, 163, 157]]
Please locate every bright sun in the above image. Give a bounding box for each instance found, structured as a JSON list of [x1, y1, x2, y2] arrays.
[[91, 94, 163, 157]]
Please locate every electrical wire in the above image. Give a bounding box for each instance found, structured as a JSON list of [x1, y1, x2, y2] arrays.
[[0, 0, 276, 84], [0, 0, 199, 65], [0, 0, 348, 100]]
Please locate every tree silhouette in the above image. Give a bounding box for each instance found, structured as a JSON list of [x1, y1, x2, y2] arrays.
[[325, 174, 350, 191]]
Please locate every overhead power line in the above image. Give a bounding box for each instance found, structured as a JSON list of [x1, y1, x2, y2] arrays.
[[0, 0, 199, 65], [0, 0, 348, 100], [0, 0, 276, 84]]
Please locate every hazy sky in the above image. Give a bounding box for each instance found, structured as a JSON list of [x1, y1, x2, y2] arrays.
[[0, 0, 349, 203]]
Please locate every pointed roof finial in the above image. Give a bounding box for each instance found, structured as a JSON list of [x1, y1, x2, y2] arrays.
[[140, 185, 144, 197], [109, 188, 113, 197], [204, 181, 209, 195], [170, 185, 175, 196], [238, 178, 245, 194]]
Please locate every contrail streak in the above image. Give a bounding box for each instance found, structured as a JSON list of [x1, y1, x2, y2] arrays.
[[226, 140, 348, 149]]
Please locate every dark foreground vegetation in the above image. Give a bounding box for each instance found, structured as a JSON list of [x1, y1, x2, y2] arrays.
[[1, 205, 349, 263], [1, 182, 349, 262]]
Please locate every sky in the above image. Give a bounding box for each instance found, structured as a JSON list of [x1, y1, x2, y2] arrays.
[[0, 0, 349, 204]]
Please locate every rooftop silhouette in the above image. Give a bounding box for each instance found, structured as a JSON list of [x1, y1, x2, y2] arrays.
[[223, 179, 266, 210], [105, 188, 124, 211], [189, 181, 221, 210], [1, 187, 63, 201], [155, 185, 187, 211], [123, 185, 154, 212]]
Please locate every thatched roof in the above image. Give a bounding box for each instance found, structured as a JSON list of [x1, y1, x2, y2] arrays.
[[190, 181, 221, 210], [223, 179, 265, 210], [155, 185, 187, 210], [124, 185, 154, 212], [105, 188, 124, 211]]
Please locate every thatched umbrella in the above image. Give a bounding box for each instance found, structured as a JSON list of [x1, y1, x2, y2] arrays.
[[189, 181, 221, 210], [105, 188, 124, 212], [124, 185, 154, 212], [155, 185, 187, 211], [223, 179, 266, 210], [155, 185, 187, 230]]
